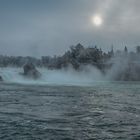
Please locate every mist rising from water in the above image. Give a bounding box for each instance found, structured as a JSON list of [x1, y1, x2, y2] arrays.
[[0, 66, 105, 86], [1, 51, 140, 86], [106, 51, 140, 81]]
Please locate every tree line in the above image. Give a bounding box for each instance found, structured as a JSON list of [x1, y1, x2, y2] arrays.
[[0, 43, 140, 70]]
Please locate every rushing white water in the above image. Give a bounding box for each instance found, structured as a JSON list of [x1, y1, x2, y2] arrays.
[[0, 67, 105, 86]]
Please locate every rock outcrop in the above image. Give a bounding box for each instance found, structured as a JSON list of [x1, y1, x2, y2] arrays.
[[0, 76, 3, 81], [23, 63, 41, 79]]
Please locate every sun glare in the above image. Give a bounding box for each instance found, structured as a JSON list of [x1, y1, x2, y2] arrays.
[[92, 15, 103, 26]]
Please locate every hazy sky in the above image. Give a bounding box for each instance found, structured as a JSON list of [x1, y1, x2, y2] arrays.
[[0, 0, 140, 57]]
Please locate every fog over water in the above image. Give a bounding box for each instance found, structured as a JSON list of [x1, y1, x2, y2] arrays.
[[0, 55, 139, 86], [1, 1, 140, 140], [0, 67, 104, 86]]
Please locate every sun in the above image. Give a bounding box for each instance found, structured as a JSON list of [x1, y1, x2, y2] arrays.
[[92, 15, 103, 26]]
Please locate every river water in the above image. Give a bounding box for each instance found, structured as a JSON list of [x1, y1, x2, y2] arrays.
[[0, 82, 140, 140]]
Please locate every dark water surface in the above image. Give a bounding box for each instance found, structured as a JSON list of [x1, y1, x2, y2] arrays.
[[0, 82, 140, 140]]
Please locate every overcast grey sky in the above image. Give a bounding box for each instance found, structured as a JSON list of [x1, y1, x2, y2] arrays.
[[0, 0, 140, 57]]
